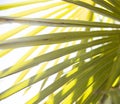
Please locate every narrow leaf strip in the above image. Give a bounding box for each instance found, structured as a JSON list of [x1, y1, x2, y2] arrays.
[[0, 0, 50, 10], [0, 17, 120, 28], [0, 30, 119, 49]]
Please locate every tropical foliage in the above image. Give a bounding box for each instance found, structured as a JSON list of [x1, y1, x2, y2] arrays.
[[0, 0, 120, 104]]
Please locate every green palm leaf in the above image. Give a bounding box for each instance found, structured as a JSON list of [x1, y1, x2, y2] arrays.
[[0, 0, 120, 104]]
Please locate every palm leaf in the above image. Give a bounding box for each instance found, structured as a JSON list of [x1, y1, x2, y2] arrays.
[[0, 0, 120, 104]]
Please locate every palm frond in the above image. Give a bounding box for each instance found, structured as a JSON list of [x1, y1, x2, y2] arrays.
[[0, 0, 120, 104]]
